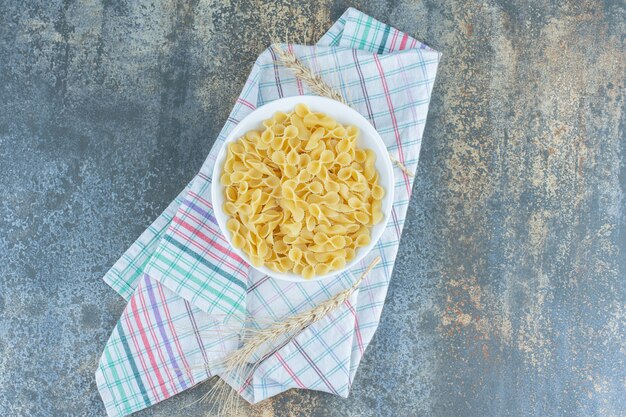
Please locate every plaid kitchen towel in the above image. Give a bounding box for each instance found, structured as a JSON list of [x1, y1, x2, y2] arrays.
[[96, 7, 440, 417]]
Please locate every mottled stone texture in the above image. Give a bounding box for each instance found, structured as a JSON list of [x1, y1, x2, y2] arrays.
[[0, 1, 623, 416]]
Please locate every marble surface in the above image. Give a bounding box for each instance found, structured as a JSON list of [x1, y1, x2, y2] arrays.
[[0, 1, 624, 416]]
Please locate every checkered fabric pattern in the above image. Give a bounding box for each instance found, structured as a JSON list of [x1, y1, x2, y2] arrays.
[[96, 7, 440, 417]]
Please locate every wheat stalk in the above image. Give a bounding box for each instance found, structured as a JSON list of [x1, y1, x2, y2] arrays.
[[388, 155, 415, 178], [200, 256, 381, 415], [271, 43, 346, 104], [225, 256, 379, 370], [271, 43, 415, 178]]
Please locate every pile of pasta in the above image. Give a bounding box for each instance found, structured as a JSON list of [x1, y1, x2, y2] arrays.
[[221, 103, 384, 279]]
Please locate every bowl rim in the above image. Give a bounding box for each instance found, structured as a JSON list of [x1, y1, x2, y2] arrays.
[[211, 95, 394, 282]]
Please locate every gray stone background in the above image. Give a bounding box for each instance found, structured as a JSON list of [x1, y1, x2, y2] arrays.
[[0, 1, 624, 416]]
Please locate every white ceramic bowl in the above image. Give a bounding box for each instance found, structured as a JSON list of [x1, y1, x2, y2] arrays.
[[211, 95, 394, 282]]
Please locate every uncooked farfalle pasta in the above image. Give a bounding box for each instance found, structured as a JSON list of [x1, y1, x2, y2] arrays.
[[221, 103, 384, 279]]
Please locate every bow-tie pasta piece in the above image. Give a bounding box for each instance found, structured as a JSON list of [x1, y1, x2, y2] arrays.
[[221, 104, 385, 279]]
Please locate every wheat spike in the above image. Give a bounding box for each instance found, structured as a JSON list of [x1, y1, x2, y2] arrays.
[[389, 154, 415, 177], [221, 256, 380, 372], [271, 43, 346, 104], [200, 257, 381, 415]]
